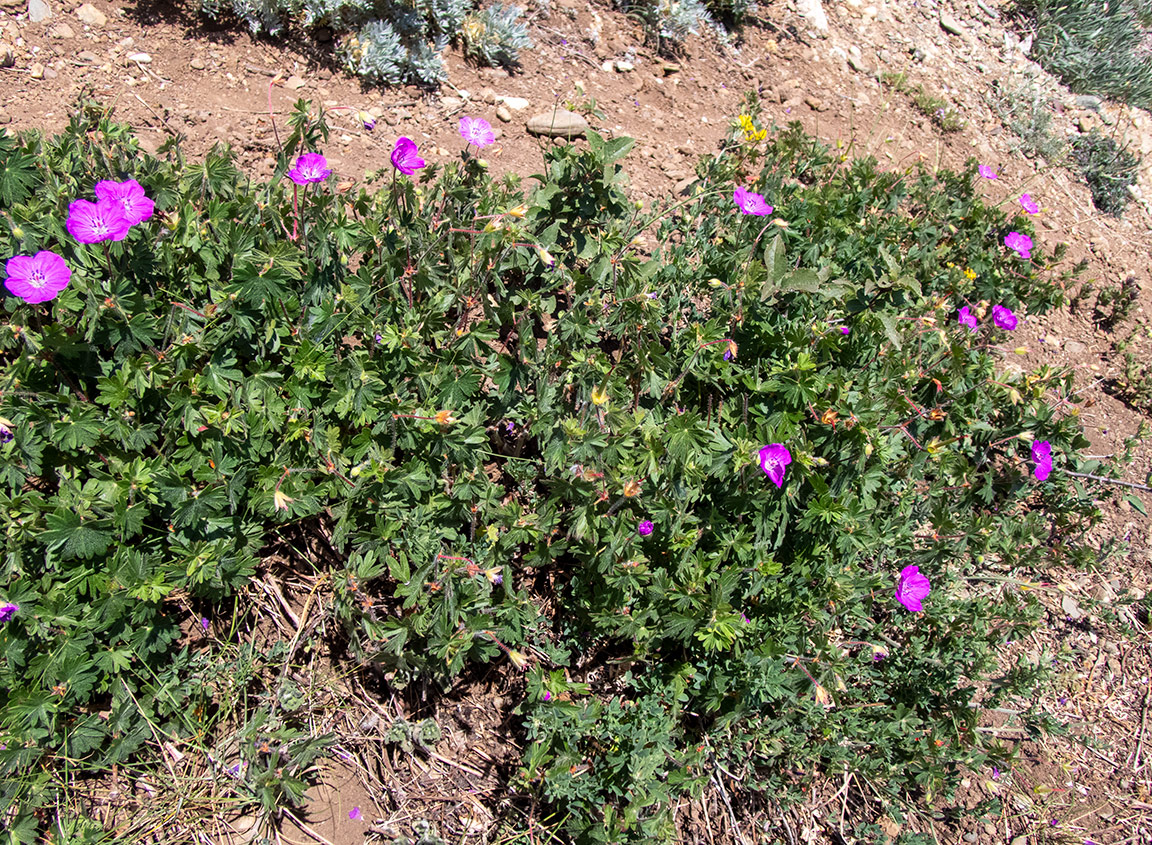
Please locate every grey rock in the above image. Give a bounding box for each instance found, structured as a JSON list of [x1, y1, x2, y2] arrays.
[[0, 110, 11, 125], [479, 86, 498, 104], [75, 2, 106, 25], [29, 0, 51, 21], [285, 74, 306, 90], [939, 11, 965, 35], [495, 105, 512, 123], [804, 94, 827, 111], [189, 56, 206, 69], [674, 176, 698, 196], [76, 49, 98, 62], [500, 96, 529, 111], [847, 54, 870, 73], [964, 834, 978, 844], [1064, 340, 1087, 356], [440, 96, 463, 110], [49, 21, 74, 38], [1010, 836, 1028, 845], [614, 59, 634, 72], [1074, 94, 1102, 112], [127, 51, 151, 63], [526, 108, 589, 138], [1061, 594, 1081, 620]]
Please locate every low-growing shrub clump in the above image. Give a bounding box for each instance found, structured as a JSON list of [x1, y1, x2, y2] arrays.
[[0, 95, 1115, 842], [1010, 0, 1152, 109], [1070, 130, 1141, 217], [200, 0, 533, 86]]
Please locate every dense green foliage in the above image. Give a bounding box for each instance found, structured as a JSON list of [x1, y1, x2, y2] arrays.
[[0, 96, 1113, 843], [1011, 0, 1152, 108], [1070, 130, 1141, 217]]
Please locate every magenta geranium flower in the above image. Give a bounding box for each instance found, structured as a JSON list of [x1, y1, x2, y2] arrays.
[[1004, 231, 1033, 259], [4, 251, 72, 304], [391, 137, 426, 175], [758, 444, 791, 488], [958, 305, 978, 332], [66, 198, 131, 243], [978, 164, 997, 179], [1019, 194, 1039, 214], [733, 186, 773, 216], [992, 305, 1018, 330], [895, 565, 931, 612], [1031, 439, 1052, 481], [94, 178, 155, 225], [287, 153, 332, 185], [0, 602, 18, 624], [459, 115, 495, 148], [637, 519, 654, 536]]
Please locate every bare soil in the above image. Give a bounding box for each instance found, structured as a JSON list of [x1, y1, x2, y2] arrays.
[[3, 0, 1152, 841]]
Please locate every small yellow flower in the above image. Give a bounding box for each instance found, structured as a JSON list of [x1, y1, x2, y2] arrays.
[[434, 410, 456, 425], [622, 479, 642, 498], [590, 386, 609, 406], [273, 490, 294, 512], [483, 218, 504, 233], [964, 268, 977, 280], [536, 246, 556, 267], [507, 649, 529, 670], [506, 204, 528, 219]]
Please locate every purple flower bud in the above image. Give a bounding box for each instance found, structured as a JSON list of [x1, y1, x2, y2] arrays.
[[200, 617, 210, 632], [0, 602, 19, 624], [542, 691, 552, 701], [637, 520, 654, 536]]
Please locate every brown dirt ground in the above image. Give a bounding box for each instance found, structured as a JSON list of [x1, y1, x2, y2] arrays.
[[3, 0, 1152, 841]]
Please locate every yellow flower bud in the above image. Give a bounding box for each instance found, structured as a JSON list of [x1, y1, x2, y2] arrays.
[[590, 386, 609, 406], [506, 204, 527, 219], [434, 410, 456, 425]]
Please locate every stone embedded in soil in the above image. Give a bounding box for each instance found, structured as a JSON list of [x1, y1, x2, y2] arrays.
[[499, 96, 529, 111], [495, 105, 512, 123], [77, 49, 98, 63], [28, 0, 51, 21], [479, 87, 497, 104], [127, 51, 151, 63], [49, 22, 74, 38], [526, 109, 589, 138], [805, 95, 827, 111], [189, 56, 205, 69], [939, 11, 966, 35], [30, 62, 44, 78], [0, 109, 11, 125], [285, 75, 305, 90], [0, 42, 13, 68], [75, 2, 105, 25]]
